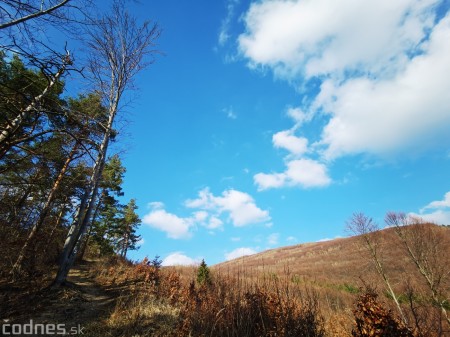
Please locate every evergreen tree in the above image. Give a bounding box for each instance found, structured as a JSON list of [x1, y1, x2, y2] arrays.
[[197, 259, 212, 286], [118, 199, 141, 258]]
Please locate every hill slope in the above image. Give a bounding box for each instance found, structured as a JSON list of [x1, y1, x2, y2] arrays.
[[215, 223, 450, 289]]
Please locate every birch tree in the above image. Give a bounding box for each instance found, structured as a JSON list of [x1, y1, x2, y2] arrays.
[[385, 212, 450, 328], [347, 212, 408, 326], [54, 0, 160, 285]]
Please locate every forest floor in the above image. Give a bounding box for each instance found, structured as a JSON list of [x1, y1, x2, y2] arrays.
[[0, 260, 117, 336]]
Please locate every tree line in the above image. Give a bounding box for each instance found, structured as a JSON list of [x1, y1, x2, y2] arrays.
[[0, 0, 161, 285]]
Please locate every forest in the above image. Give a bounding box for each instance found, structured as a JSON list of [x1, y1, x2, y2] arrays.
[[0, 0, 159, 284], [1, 1, 450, 337]]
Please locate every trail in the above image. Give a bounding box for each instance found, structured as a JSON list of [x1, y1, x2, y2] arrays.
[[38, 262, 115, 328], [2, 261, 117, 336]]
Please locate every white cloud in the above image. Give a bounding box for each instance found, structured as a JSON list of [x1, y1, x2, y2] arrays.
[[286, 236, 298, 243], [254, 172, 286, 190], [421, 192, 450, 211], [287, 107, 310, 126], [225, 247, 257, 261], [317, 19, 450, 159], [411, 191, 450, 225], [148, 201, 164, 210], [317, 238, 332, 242], [162, 252, 199, 266], [239, 0, 437, 79], [273, 130, 308, 155], [409, 210, 450, 225], [207, 216, 224, 229], [145, 188, 270, 239], [185, 188, 215, 209], [254, 158, 331, 190], [317, 235, 343, 242], [142, 207, 193, 239], [239, 0, 450, 163], [186, 188, 271, 226], [193, 211, 209, 222], [285, 159, 331, 187], [216, 189, 271, 226], [219, 0, 240, 46]]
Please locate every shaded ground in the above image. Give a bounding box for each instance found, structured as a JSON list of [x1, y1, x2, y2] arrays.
[[0, 261, 117, 336]]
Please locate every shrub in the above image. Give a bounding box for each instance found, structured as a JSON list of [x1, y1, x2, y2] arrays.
[[352, 289, 413, 337]]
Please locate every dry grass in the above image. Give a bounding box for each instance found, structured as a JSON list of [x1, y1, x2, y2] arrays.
[[88, 258, 327, 336], [2, 223, 448, 336]]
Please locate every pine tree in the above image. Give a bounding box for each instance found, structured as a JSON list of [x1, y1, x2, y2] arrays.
[[197, 259, 212, 286], [118, 199, 141, 258]]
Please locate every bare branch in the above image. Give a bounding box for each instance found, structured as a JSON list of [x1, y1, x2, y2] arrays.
[[0, 0, 71, 30]]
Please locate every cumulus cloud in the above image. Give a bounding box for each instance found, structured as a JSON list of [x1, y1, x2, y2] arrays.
[[421, 192, 450, 211], [287, 107, 310, 126], [254, 105, 331, 191], [206, 216, 224, 229], [239, 0, 450, 166], [186, 188, 271, 226], [225, 247, 257, 261], [162, 252, 199, 266], [239, 0, 437, 79], [410, 191, 450, 225], [142, 206, 193, 239], [273, 130, 308, 155], [254, 158, 331, 190], [410, 210, 450, 225], [317, 18, 450, 159], [145, 188, 270, 238]]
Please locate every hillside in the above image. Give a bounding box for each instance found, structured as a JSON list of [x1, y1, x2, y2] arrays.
[[1, 223, 449, 336], [215, 223, 450, 294]]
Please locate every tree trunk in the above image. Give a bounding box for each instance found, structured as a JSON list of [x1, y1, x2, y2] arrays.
[[45, 200, 68, 247], [10, 142, 78, 277], [121, 225, 130, 259], [76, 195, 102, 263], [363, 235, 408, 326], [54, 99, 118, 286]]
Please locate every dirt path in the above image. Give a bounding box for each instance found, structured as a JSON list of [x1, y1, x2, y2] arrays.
[[2, 262, 117, 336], [39, 262, 115, 327]]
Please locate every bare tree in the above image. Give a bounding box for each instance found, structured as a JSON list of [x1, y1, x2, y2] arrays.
[[54, 0, 161, 285], [386, 212, 450, 328], [0, 0, 71, 30], [347, 212, 408, 325]]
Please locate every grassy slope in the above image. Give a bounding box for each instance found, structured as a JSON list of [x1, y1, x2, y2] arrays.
[[214, 224, 450, 294]]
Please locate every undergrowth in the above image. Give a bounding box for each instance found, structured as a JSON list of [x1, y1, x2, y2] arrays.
[[88, 257, 327, 337], [86, 257, 446, 336]]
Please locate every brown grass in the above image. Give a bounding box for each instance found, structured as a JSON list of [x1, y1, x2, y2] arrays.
[[2, 223, 449, 336]]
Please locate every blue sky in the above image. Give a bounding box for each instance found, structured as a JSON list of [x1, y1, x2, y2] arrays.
[[108, 0, 450, 266]]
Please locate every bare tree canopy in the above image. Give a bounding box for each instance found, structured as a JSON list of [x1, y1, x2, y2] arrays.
[[0, 0, 71, 30]]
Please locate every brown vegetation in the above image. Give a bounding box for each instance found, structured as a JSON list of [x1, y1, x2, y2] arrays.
[[1, 221, 449, 336]]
